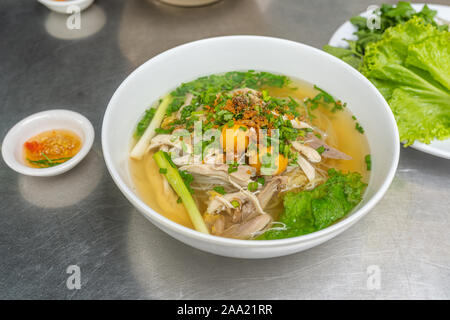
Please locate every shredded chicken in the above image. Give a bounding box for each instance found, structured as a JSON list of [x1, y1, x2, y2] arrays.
[[305, 134, 351, 160], [257, 176, 288, 209], [180, 164, 256, 188], [220, 214, 272, 240], [296, 153, 316, 181], [147, 133, 192, 154], [291, 141, 321, 163]]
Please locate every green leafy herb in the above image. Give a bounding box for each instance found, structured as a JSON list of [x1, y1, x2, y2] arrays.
[[155, 127, 174, 134], [305, 85, 346, 114], [230, 200, 240, 208], [167, 71, 290, 115], [365, 154, 372, 171], [257, 177, 266, 185], [323, 2, 448, 69], [316, 146, 326, 154], [247, 181, 259, 192], [135, 108, 156, 138], [259, 169, 367, 240], [228, 162, 239, 173], [213, 186, 226, 195], [227, 120, 235, 127], [179, 170, 195, 195], [355, 122, 365, 133]]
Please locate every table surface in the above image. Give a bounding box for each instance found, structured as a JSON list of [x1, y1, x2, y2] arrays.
[[1, 0, 449, 299]]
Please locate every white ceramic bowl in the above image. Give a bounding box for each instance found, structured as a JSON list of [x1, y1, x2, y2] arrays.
[[38, 0, 94, 14], [102, 36, 399, 259], [2, 110, 94, 177]]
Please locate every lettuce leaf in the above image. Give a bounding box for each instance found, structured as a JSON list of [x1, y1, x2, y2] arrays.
[[406, 33, 450, 91], [362, 17, 450, 145], [389, 88, 450, 145], [323, 2, 448, 65], [259, 169, 366, 240]]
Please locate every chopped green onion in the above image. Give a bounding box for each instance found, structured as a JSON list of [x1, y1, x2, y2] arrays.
[[213, 186, 226, 195], [365, 154, 372, 171], [247, 181, 259, 192], [231, 200, 240, 208]]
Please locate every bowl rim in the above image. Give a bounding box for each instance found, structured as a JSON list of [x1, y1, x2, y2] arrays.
[[38, 0, 92, 7], [102, 35, 400, 248], [1, 109, 95, 177]]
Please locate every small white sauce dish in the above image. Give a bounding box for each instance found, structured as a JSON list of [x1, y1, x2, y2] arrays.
[[37, 0, 95, 14], [1, 109, 94, 177]]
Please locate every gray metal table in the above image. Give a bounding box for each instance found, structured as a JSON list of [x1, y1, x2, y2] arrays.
[[1, 0, 449, 299]]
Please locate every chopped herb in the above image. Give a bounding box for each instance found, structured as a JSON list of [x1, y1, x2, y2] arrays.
[[257, 177, 266, 185], [135, 107, 156, 138], [231, 200, 240, 208], [365, 154, 372, 171], [213, 186, 226, 195], [227, 120, 235, 127], [316, 146, 326, 155], [355, 122, 365, 133], [162, 151, 177, 168], [305, 85, 347, 114], [228, 162, 239, 173], [167, 71, 290, 116], [247, 181, 259, 192], [159, 168, 168, 174], [179, 170, 195, 194], [155, 127, 174, 134]]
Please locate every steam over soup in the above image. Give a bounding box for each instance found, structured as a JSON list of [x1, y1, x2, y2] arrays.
[[129, 71, 370, 240]]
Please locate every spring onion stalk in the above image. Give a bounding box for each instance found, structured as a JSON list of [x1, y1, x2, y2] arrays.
[[130, 95, 172, 160], [153, 150, 209, 234]]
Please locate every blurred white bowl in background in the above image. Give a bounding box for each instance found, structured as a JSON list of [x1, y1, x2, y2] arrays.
[[38, 0, 94, 14]]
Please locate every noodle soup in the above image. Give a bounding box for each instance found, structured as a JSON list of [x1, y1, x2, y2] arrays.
[[129, 71, 370, 239]]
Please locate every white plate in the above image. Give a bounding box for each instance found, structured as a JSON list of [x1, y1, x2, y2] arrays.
[[328, 3, 450, 160]]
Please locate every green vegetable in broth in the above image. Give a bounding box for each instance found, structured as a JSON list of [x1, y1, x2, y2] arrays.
[[260, 169, 367, 240], [153, 150, 209, 234]]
